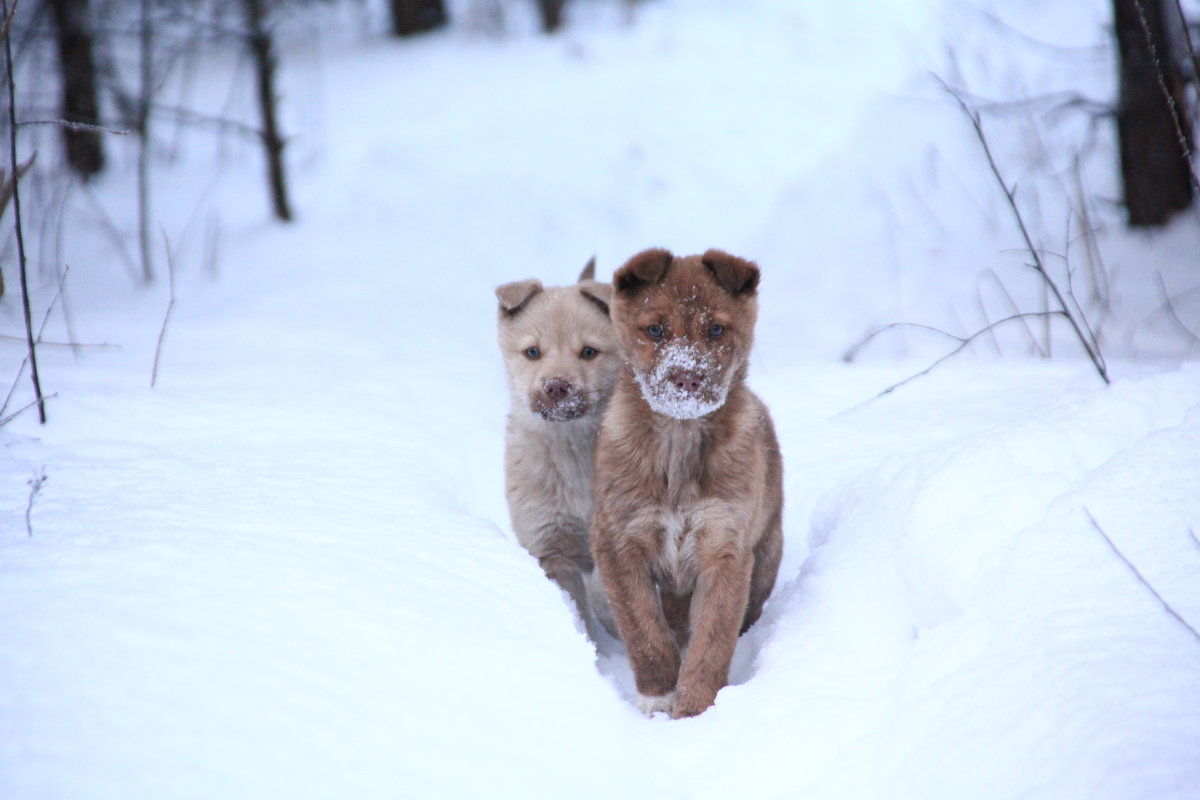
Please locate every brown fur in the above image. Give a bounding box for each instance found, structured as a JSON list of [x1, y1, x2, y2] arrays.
[[497, 261, 620, 638], [591, 248, 783, 718]]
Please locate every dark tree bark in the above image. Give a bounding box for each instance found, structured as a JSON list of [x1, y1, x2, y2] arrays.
[[535, 0, 567, 33], [240, 0, 292, 222], [47, 0, 104, 177], [1112, 0, 1195, 227], [389, 0, 447, 37]]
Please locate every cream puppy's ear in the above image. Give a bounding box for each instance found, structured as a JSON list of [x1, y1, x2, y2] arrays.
[[577, 256, 597, 283], [495, 278, 544, 315], [578, 279, 612, 316]]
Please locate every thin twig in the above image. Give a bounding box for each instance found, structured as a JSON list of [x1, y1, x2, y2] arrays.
[[844, 312, 1061, 365], [16, 119, 132, 136], [0, 334, 114, 348], [1175, 0, 1200, 92], [0, 392, 56, 427], [970, 7, 1107, 54], [1086, 509, 1200, 647], [937, 75, 1110, 385], [24, 467, 45, 537], [844, 312, 1066, 408], [150, 230, 176, 388], [982, 268, 1047, 357], [3, 0, 44, 423], [0, 0, 19, 43], [137, 0, 155, 284], [1, 265, 69, 418], [1071, 155, 1109, 310], [150, 104, 263, 139], [1155, 272, 1200, 345], [844, 320, 971, 363], [77, 185, 140, 282]]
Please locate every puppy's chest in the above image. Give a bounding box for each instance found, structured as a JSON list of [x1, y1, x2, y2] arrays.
[[648, 426, 709, 588]]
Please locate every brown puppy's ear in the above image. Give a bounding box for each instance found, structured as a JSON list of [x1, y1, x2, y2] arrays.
[[577, 256, 596, 283], [614, 248, 673, 296], [701, 249, 760, 297], [578, 279, 613, 316], [495, 278, 544, 315]]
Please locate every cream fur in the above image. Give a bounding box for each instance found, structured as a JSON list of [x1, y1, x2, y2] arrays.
[[497, 269, 619, 639]]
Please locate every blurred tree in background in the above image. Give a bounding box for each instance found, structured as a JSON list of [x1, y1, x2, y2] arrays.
[[389, 0, 447, 37], [47, 0, 104, 177], [1112, 0, 1197, 226]]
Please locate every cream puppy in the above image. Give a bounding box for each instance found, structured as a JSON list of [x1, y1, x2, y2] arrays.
[[497, 261, 620, 638]]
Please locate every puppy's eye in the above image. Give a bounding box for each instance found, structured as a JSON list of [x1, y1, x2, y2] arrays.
[[580, 346, 598, 360], [708, 324, 725, 338], [524, 346, 541, 360], [646, 324, 665, 340]]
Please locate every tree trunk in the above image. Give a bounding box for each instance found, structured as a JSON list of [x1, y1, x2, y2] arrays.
[[47, 0, 104, 177], [389, 0, 448, 37], [1112, 0, 1195, 227], [536, 0, 566, 33], [241, 0, 293, 223]]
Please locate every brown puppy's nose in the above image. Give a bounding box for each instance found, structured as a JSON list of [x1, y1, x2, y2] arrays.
[[670, 370, 705, 393], [544, 379, 571, 401]]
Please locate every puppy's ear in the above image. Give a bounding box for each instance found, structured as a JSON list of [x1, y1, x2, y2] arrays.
[[701, 249, 759, 297], [577, 256, 596, 283], [614, 248, 673, 296], [495, 278, 543, 315], [578, 279, 613, 316]]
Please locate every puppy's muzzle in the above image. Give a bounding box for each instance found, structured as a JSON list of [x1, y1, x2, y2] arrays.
[[532, 378, 589, 421]]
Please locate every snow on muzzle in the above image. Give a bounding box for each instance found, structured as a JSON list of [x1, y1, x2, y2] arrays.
[[634, 342, 728, 420], [532, 377, 590, 421]]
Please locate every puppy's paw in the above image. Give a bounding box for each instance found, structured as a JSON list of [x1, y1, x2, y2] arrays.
[[636, 691, 676, 717]]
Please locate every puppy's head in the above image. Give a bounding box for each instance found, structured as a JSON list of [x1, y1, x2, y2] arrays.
[[496, 264, 619, 422], [611, 248, 759, 420]]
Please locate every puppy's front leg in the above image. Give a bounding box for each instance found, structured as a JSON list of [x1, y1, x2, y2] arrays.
[[673, 540, 753, 718], [593, 526, 680, 711]]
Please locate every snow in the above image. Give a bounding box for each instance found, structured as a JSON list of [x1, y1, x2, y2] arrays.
[[632, 339, 728, 419], [2, 0, 1200, 798]]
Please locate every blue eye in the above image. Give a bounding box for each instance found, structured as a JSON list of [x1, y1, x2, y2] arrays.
[[646, 324, 664, 340], [708, 324, 725, 338], [524, 346, 541, 360], [580, 346, 598, 359]]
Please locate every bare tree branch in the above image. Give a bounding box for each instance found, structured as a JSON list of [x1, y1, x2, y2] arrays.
[[1155, 272, 1200, 346], [150, 231, 176, 388], [0, 148, 34, 218], [24, 467, 45, 537], [2, 266, 69, 419], [0, 0, 20, 43], [0, 392, 56, 427], [981, 268, 1048, 357], [844, 312, 1066, 408], [3, 0, 45, 423], [936, 75, 1110, 384], [1174, 0, 1200, 92], [16, 119, 131, 135], [1086, 509, 1200, 646]]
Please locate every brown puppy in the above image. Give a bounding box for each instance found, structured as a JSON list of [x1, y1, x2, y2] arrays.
[[497, 261, 620, 639], [591, 248, 783, 718]]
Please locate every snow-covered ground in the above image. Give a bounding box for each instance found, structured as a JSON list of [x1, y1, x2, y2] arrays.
[[2, 1, 1199, 797]]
